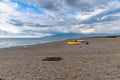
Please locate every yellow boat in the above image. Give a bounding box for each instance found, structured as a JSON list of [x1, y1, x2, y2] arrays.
[[67, 41, 83, 45]]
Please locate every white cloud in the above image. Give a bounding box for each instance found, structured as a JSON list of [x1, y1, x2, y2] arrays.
[[0, 1, 17, 23], [80, 29, 95, 34], [0, 0, 22, 34], [0, 24, 21, 34], [87, 21, 120, 33], [76, 8, 106, 20], [107, 0, 120, 9], [34, 32, 53, 37], [0, 1, 17, 13], [46, 25, 95, 34], [0, 35, 42, 38]]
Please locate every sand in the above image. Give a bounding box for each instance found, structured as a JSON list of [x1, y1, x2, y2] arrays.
[[0, 37, 120, 80]]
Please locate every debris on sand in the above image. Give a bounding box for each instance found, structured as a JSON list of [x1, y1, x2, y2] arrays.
[[85, 42, 89, 45], [106, 36, 117, 38], [42, 57, 62, 61]]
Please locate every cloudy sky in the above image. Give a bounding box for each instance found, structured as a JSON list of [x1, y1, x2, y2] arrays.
[[0, 0, 120, 38]]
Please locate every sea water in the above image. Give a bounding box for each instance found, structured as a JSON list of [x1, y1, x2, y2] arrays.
[[0, 37, 68, 48]]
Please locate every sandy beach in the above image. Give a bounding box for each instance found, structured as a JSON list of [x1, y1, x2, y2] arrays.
[[0, 37, 120, 80]]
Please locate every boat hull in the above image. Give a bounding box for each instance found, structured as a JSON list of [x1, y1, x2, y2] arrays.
[[67, 42, 83, 45]]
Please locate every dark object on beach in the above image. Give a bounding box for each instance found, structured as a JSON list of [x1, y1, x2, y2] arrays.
[[0, 79, 2, 80], [42, 57, 62, 61], [79, 46, 81, 48], [74, 40, 78, 42], [106, 36, 117, 38], [85, 42, 89, 45]]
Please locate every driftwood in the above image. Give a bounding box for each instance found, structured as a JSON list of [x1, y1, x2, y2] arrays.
[[42, 57, 62, 61]]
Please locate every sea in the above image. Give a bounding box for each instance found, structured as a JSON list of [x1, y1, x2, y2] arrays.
[[0, 33, 119, 48]]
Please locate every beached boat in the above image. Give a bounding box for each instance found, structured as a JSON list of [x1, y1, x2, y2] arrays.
[[67, 40, 85, 45]]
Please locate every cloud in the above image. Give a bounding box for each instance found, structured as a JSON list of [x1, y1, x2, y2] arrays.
[[65, 0, 113, 9], [75, 8, 106, 20], [21, 0, 114, 12], [21, 0, 64, 11], [0, 0, 54, 37], [0, 0, 22, 34], [0, 23, 21, 34], [8, 19, 24, 26], [0, 34, 51, 38], [0, 0, 120, 38]]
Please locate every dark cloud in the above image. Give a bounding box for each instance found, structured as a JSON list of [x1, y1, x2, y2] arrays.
[[81, 8, 120, 24], [26, 23, 52, 27], [65, 0, 114, 11], [82, 16, 119, 24], [21, 0, 64, 11], [8, 19, 24, 26], [21, 0, 114, 12], [8, 19, 52, 27], [65, 0, 93, 11]]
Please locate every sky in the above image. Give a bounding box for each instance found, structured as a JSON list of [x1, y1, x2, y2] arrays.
[[0, 0, 120, 38]]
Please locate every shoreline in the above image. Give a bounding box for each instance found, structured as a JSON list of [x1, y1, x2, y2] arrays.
[[0, 35, 119, 50]]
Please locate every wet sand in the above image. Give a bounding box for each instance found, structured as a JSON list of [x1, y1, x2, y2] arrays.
[[0, 37, 120, 80]]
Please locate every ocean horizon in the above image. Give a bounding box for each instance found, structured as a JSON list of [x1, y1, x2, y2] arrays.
[[0, 33, 119, 48]]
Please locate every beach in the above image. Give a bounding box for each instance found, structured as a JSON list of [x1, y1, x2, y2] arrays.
[[0, 37, 120, 80]]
